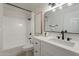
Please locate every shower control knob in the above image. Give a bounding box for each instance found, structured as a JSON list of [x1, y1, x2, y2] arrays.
[[35, 42, 38, 44]]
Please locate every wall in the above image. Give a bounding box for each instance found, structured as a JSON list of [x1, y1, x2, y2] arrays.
[[34, 12, 42, 34], [31, 12, 35, 35], [0, 3, 3, 50], [34, 4, 50, 34]]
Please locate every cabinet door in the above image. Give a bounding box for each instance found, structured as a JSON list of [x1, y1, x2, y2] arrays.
[[41, 41, 55, 56], [41, 41, 79, 56], [41, 41, 47, 56]]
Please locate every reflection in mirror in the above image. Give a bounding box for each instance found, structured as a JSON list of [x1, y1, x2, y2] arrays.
[[44, 6, 63, 32], [63, 3, 79, 33], [44, 3, 79, 34]]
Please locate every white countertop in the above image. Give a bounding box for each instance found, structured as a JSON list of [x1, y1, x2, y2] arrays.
[[33, 36, 79, 54]]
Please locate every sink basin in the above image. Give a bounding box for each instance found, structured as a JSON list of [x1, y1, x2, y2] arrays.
[[49, 38, 75, 47]]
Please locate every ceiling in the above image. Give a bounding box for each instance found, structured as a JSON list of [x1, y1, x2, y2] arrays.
[[12, 3, 48, 12]]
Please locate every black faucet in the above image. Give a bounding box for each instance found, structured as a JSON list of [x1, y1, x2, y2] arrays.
[[61, 30, 65, 40]]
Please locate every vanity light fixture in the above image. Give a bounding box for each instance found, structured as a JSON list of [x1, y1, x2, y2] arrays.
[[48, 3, 56, 7], [67, 3, 73, 6]]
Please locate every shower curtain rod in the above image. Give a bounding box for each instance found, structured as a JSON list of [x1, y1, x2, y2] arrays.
[[5, 3, 32, 12]]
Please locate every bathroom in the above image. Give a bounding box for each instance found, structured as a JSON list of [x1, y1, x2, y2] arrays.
[[0, 2, 79, 56]]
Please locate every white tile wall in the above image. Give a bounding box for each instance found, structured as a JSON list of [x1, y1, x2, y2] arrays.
[[3, 4, 32, 49], [0, 3, 33, 50]]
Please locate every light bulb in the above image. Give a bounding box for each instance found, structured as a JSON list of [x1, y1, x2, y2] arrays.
[[18, 24, 23, 26], [52, 9, 56, 12]]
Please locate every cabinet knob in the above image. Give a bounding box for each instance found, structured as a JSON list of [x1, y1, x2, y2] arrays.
[[32, 42, 34, 44], [35, 50, 38, 53]]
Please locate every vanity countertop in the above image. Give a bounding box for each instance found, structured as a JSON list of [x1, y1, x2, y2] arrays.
[[33, 36, 79, 54]]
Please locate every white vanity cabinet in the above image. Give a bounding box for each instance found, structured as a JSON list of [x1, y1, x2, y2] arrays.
[[33, 38, 41, 56], [33, 37, 79, 56], [41, 41, 79, 56]]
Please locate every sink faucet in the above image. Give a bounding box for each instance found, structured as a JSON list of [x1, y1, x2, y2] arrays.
[[61, 30, 64, 40], [60, 30, 67, 40]]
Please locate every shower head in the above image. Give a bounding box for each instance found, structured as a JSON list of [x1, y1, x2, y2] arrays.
[[28, 18, 31, 21]]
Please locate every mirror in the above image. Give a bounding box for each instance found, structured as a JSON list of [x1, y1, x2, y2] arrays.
[[63, 3, 79, 33], [44, 7, 64, 32], [44, 3, 79, 34]]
